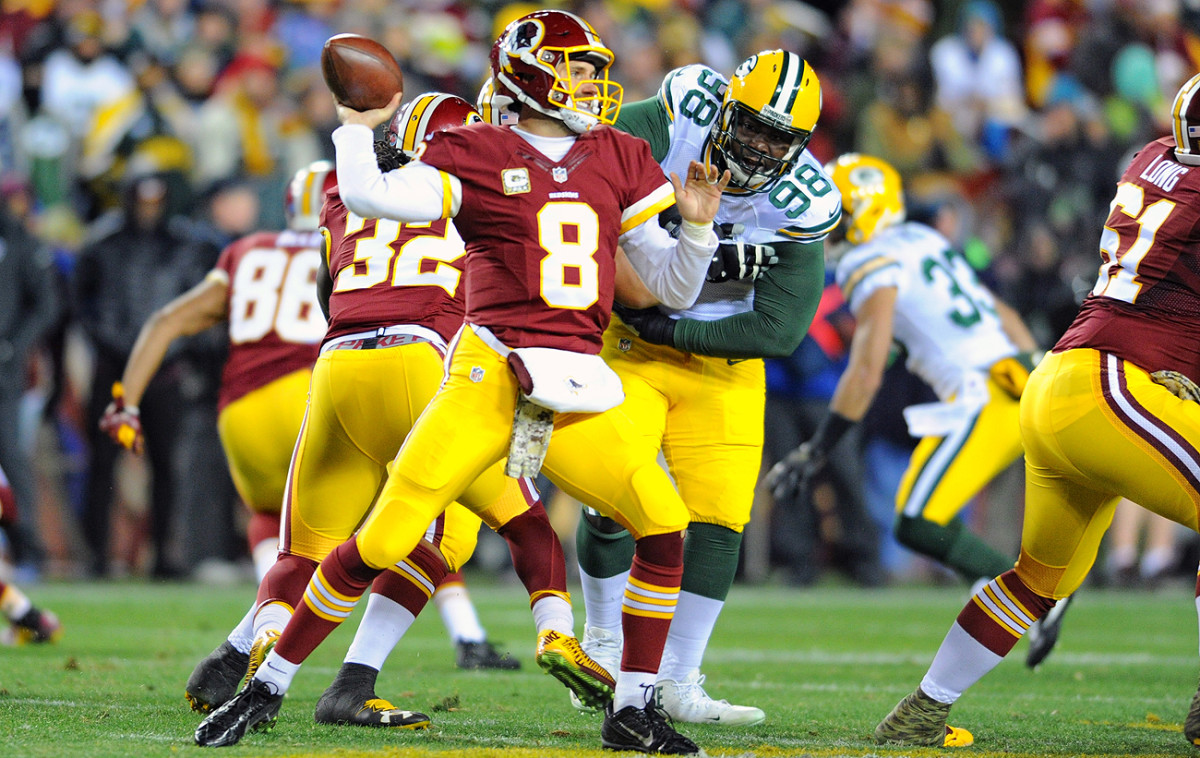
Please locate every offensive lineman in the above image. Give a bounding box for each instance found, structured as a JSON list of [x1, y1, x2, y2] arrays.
[[874, 72, 1200, 748]]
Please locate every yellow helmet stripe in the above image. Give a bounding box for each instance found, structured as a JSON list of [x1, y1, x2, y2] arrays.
[[402, 95, 441, 153], [1174, 73, 1200, 151]]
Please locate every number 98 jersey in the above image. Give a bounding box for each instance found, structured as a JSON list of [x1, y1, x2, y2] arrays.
[[656, 64, 840, 320], [835, 221, 1017, 400]]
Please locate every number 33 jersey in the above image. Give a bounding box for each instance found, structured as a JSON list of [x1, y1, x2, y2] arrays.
[[835, 222, 1017, 400], [1057, 136, 1200, 379], [210, 229, 325, 411], [655, 64, 840, 321]]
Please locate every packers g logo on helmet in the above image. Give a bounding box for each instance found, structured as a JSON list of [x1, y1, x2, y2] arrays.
[[824, 153, 905, 245], [707, 50, 821, 194]]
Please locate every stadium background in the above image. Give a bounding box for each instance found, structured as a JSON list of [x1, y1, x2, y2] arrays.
[[0, 0, 1197, 590]]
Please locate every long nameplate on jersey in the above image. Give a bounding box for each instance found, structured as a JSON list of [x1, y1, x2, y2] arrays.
[[506, 395, 555, 478]]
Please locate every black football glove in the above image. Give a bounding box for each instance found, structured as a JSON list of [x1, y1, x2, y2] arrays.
[[707, 223, 778, 283], [765, 440, 826, 503], [612, 303, 676, 346], [764, 412, 856, 502]]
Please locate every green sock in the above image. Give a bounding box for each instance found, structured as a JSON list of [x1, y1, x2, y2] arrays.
[[681, 523, 743, 601], [575, 513, 635, 578], [895, 515, 1013, 582]]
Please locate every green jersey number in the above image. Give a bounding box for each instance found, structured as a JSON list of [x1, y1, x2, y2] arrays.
[[678, 70, 725, 127], [768, 164, 834, 220], [920, 247, 995, 328]]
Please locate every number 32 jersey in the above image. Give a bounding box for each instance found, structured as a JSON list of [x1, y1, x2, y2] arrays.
[[210, 229, 325, 411], [655, 64, 840, 321], [1057, 136, 1200, 379], [835, 222, 1017, 400]]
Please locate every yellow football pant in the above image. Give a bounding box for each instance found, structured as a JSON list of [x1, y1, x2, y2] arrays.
[[283, 339, 527, 572], [1017, 348, 1200, 598], [601, 318, 765, 531], [355, 326, 690, 571], [217, 367, 311, 515], [895, 378, 1023, 524]]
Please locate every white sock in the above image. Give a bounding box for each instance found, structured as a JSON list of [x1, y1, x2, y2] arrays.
[[434, 583, 486, 643], [614, 669, 656, 711], [0, 583, 31, 621], [254, 649, 300, 695], [252, 539, 278, 584], [920, 622, 1004, 704], [579, 567, 628, 634], [1141, 546, 1175, 578], [657, 591, 723, 682], [253, 601, 292, 641], [227, 605, 256, 655], [531, 594, 574, 635], [344, 592, 416, 671]]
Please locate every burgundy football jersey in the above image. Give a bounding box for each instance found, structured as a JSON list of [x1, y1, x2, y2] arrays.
[[321, 189, 467, 344], [216, 230, 325, 411], [1057, 137, 1200, 378], [416, 122, 674, 353]]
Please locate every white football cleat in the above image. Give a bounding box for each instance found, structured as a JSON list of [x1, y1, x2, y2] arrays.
[[569, 625, 621, 712], [655, 669, 765, 726]]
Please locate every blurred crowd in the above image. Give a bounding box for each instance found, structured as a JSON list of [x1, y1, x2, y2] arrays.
[[1, 0, 1198, 586]]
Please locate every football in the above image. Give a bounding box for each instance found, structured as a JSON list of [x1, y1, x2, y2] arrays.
[[321, 34, 404, 111]]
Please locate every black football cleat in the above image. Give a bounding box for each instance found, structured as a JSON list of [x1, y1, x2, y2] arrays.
[[194, 679, 282, 747], [186, 641, 250, 713], [1026, 595, 1073, 669], [601, 701, 704, 755], [456, 639, 521, 670], [315, 663, 431, 729]]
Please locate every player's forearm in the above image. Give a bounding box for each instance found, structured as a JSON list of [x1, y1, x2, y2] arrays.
[[620, 216, 715, 310], [122, 276, 227, 405], [332, 125, 453, 222], [672, 240, 824, 358], [613, 97, 672, 162]]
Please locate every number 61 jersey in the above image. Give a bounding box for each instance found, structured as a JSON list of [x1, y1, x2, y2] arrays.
[[1056, 136, 1200, 380], [835, 222, 1017, 401]]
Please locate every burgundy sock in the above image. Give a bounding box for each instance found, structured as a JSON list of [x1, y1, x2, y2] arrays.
[[247, 512, 281, 553], [371, 542, 448, 616], [957, 569, 1056, 656], [620, 532, 683, 674], [255, 552, 318, 609], [275, 540, 381, 664], [497, 502, 569, 605]]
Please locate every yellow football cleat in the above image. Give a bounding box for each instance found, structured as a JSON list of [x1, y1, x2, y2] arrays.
[[535, 629, 615, 710]]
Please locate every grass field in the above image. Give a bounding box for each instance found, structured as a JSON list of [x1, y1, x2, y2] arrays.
[[1, 578, 1198, 758]]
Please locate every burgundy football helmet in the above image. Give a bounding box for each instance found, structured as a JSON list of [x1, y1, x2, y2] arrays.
[[489, 10, 622, 133], [1173, 71, 1200, 165], [387, 92, 483, 159], [284, 160, 337, 232]]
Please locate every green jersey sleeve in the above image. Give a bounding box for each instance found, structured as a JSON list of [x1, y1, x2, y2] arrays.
[[613, 97, 673, 163], [671, 240, 825, 359]]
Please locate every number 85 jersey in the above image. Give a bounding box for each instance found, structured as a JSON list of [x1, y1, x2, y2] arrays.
[[655, 64, 840, 319], [835, 221, 1017, 400]]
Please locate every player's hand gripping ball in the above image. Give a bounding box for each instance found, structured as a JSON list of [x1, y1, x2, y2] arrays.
[[321, 34, 404, 111]]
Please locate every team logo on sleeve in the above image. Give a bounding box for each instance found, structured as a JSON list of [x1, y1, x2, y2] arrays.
[[502, 168, 531, 195]]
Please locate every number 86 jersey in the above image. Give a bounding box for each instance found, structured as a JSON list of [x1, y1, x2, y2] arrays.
[[835, 221, 1017, 401]]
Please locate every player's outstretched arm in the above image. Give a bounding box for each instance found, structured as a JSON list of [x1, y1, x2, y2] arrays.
[[102, 275, 228, 452]]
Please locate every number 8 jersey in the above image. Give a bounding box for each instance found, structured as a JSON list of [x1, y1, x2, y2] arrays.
[[835, 221, 1017, 400]]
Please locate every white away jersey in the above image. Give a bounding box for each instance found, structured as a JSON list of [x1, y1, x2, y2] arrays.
[[655, 64, 841, 321], [835, 222, 1017, 399]]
